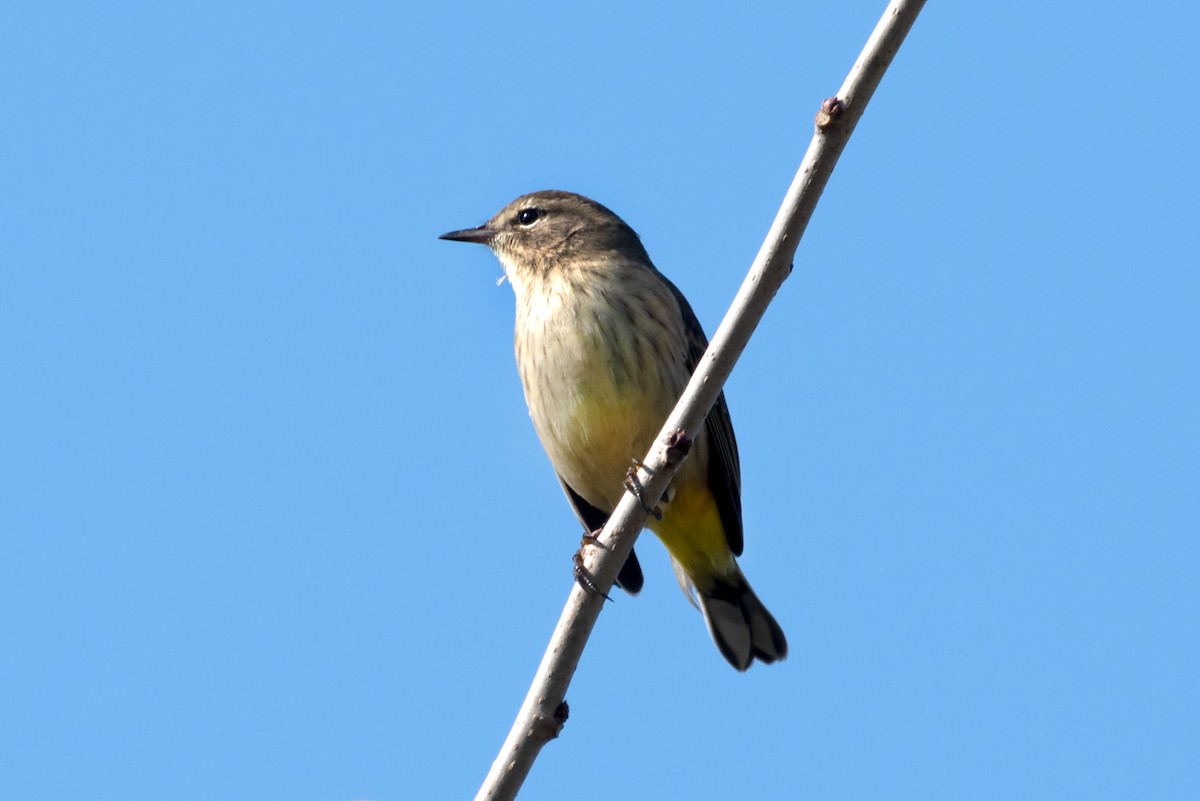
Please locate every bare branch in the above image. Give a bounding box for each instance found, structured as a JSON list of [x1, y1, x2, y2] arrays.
[[475, 2, 927, 798]]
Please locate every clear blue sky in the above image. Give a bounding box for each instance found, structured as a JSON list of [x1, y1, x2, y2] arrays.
[[3, 2, 1197, 799]]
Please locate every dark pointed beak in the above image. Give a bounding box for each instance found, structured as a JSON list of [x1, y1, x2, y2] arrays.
[[439, 225, 495, 245]]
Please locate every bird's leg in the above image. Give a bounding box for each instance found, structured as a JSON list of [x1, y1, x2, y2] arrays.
[[624, 463, 663, 521], [572, 526, 612, 601], [572, 548, 611, 602], [579, 526, 609, 551]]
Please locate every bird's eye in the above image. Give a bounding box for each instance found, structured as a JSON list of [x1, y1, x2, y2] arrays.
[[517, 207, 542, 226]]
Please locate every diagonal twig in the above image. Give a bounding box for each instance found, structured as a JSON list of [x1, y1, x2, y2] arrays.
[[475, 2, 928, 798]]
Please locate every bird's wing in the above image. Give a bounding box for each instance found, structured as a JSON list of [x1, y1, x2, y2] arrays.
[[556, 475, 645, 594], [666, 280, 744, 557]]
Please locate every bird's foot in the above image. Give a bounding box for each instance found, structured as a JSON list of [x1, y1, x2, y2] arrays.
[[572, 548, 611, 602], [624, 466, 663, 521], [579, 527, 609, 552]]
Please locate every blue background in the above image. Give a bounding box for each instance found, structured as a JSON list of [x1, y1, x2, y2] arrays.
[[3, 2, 1197, 799]]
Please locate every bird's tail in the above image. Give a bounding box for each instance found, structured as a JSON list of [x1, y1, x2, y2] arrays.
[[694, 566, 788, 671]]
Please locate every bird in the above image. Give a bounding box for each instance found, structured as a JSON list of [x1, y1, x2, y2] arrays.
[[440, 190, 786, 670]]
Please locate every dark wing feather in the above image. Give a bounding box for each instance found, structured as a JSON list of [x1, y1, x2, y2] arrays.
[[556, 475, 645, 594], [665, 280, 744, 556]]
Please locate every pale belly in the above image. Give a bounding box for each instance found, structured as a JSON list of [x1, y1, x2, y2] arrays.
[[530, 372, 669, 513], [512, 266, 689, 513]]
